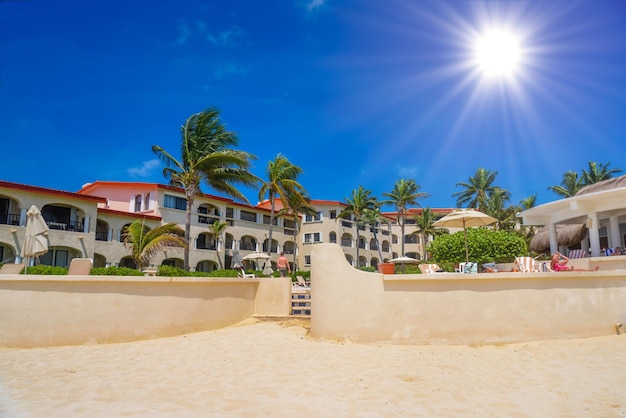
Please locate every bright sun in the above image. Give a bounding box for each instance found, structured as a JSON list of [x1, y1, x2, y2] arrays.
[[474, 30, 522, 78]]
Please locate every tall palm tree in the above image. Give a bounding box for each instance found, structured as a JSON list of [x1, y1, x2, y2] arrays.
[[518, 194, 538, 242], [208, 221, 229, 269], [484, 188, 515, 231], [411, 207, 447, 260], [278, 195, 317, 271], [581, 161, 622, 185], [258, 154, 309, 256], [339, 186, 378, 268], [519, 194, 537, 211], [123, 220, 186, 269], [362, 206, 389, 263], [547, 171, 583, 198], [381, 179, 430, 258], [152, 107, 258, 270], [452, 168, 498, 211]]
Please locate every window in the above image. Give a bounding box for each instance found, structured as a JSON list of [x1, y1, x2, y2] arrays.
[[226, 207, 234, 218], [283, 219, 295, 229], [240, 210, 257, 222], [305, 212, 322, 222], [304, 232, 321, 243], [329, 232, 337, 243], [263, 215, 278, 225], [144, 193, 151, 210], [304, 255, 311, 265], [330, 210, 337, 219], [134, 195, 142, 212], [164, 195, 187, 210]]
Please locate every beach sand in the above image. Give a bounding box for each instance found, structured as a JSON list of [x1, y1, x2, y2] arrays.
[[1, 318, 625, 417]]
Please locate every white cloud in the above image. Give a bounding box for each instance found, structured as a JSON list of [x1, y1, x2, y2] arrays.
[[128, 159, 161, 178], [174, 20, 192, 45], [213, 62, 249, 79], [206, 26, 243, 47], [397, 165, 418, 179], [305, 0, 326, 12]]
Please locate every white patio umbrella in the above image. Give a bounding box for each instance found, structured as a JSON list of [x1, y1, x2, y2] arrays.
[[20, 205, 49, 268], [389, 256, 420, 264], [242, 251, 271, 270], [432, 209, 497, 263]]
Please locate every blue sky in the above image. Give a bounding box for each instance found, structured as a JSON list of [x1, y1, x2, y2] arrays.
[[1, 0, 625, 210]]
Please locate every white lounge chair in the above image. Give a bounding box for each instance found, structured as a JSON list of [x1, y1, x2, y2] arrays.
[[238, 268, 256, 278], [67, 258, 92, 275], [514, 257, 538, 273], [295, 275, 310, 287]]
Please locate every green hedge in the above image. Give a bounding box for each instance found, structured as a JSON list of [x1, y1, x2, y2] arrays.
[[91, 266, 144, 276], [428, 228, 528, 264]]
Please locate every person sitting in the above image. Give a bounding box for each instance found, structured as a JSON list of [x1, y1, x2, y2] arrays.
[[551, 251, 599, 271], [612, 247, 623, 256]]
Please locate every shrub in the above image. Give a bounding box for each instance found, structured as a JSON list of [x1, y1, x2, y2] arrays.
[[25, 265, 69, 275], [90, 266, 144, 276], [428, 228, 527, 264], [207, 269, 239, 278]]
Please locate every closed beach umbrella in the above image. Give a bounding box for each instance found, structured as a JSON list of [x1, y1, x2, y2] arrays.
[[262, 262, 274, 277], [20, 205, 49, 267], [433, 209, 497, 262], [230, 249, 244, 269]]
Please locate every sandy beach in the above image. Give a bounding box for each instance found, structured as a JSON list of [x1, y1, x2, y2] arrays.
[[1, 318, 625, 417]]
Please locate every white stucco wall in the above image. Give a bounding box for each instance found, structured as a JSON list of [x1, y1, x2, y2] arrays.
[[310, 243, 626, 345]]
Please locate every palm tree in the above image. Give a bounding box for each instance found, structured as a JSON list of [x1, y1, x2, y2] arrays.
[[519, 194, 537, 211], [362, 206, 390, 263], [381, 179, 430, 258], [411, 207, 447, 260], [278, 196, 317, 271], [581, 161, 622, 185], [152, 107, 258, 270], [208, 221, 229, 269], [547, 171, 583, 198], [452, 168, 498, 211], [123, 220, 186, 269], [518, 194, 538, 242], [258, 154, 309, 256], [339, 186, 378, 268], [484, 187, 515, 231]]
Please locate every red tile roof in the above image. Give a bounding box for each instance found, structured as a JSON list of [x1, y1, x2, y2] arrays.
[[0, 180, 107, 203]]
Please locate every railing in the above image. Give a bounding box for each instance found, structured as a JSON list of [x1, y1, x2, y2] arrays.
[[95, 231, 108, 241], [0, 213, 20, 226], [198, 215, 219, 225], [370, 243, 378, 250], [45, 220, 84, 232], [341, 220, 352, 228], [239, 242, 257, 251], [263, 245, 278, 253], [283, 228, 295, 236], [196, 243, 217, 250], [341, 239, 352, 247]]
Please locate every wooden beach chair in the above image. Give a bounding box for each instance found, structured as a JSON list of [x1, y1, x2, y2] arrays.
[[0, 263, 25, 274], [568, 249, 586, 259], [67, 258, 92, 275]]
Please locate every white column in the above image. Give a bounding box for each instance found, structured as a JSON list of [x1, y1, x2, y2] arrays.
[[587, 213, 601, 257], [107, 228, 113, 241], [609, 216, 621, 248], [19, 208, 27, 226], [548, 223, 558, 254], [83, 217, 90, 233]]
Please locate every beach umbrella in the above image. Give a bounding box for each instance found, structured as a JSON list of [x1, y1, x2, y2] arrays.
[[20, 205, 49, 268], [433, 209, 497, 263], [262, 262, 274, 277], [230, 249, 244, 269], [389, 256, 420, 264], [242, 251, 271, 270]]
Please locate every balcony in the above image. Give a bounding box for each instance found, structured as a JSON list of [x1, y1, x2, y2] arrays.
[[198, 215, 219, 225], [239, 242, 257, 251], [0, 213, 20, 226], [95, 231, 109, 241], [341, 220, 352, 228], [341, 239, 352, 247], [46, 220, 84, 232]]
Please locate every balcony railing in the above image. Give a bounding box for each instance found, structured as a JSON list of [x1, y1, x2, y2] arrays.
[[0, 213, 20, 226], [198, 215, 219, 225], [95, 231, 108, 241], [197, 243, 217, 250], [239, 242, 257, 251], [341, 239, 352, 247], [45, 220, 84, 232], [341, 220, 352, 228]]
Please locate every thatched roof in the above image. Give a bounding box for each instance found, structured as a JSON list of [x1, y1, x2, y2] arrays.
[[529, 174, 626, 253], [576, 174, 626, 195], [529, 224, 588, 253]]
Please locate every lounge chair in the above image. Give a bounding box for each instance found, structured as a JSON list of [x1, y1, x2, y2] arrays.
[[419, 263, 442, 274], [238, 268, 256, 278], [0, 263, 25, 274], [462, 262, 478, 274], [514, 257, 538, 273], [67, 258, 93, 275], [568, 249, 586, 259], [295, 275, 310, 287]]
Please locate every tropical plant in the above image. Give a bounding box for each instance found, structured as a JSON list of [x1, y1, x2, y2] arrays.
[[581, 161, 622, 185], [484, 187, 517, 231], [152, 107, 258, 270], [452, 168, 498, 211], [362, 206, 390, 262], [123, 220, 186, 269], [547, 170, 584, 198], [258, 153, 309, 256], [208, 221, 229, 269], [339, 186, 378, 267], [411, 207, 448, 260], [428, 228, 527, 264], [381, 179, 430, 258], [278, 195, 317, 270]]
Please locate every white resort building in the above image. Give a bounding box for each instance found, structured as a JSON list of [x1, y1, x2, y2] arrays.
[[0, 179, 454, 271]]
